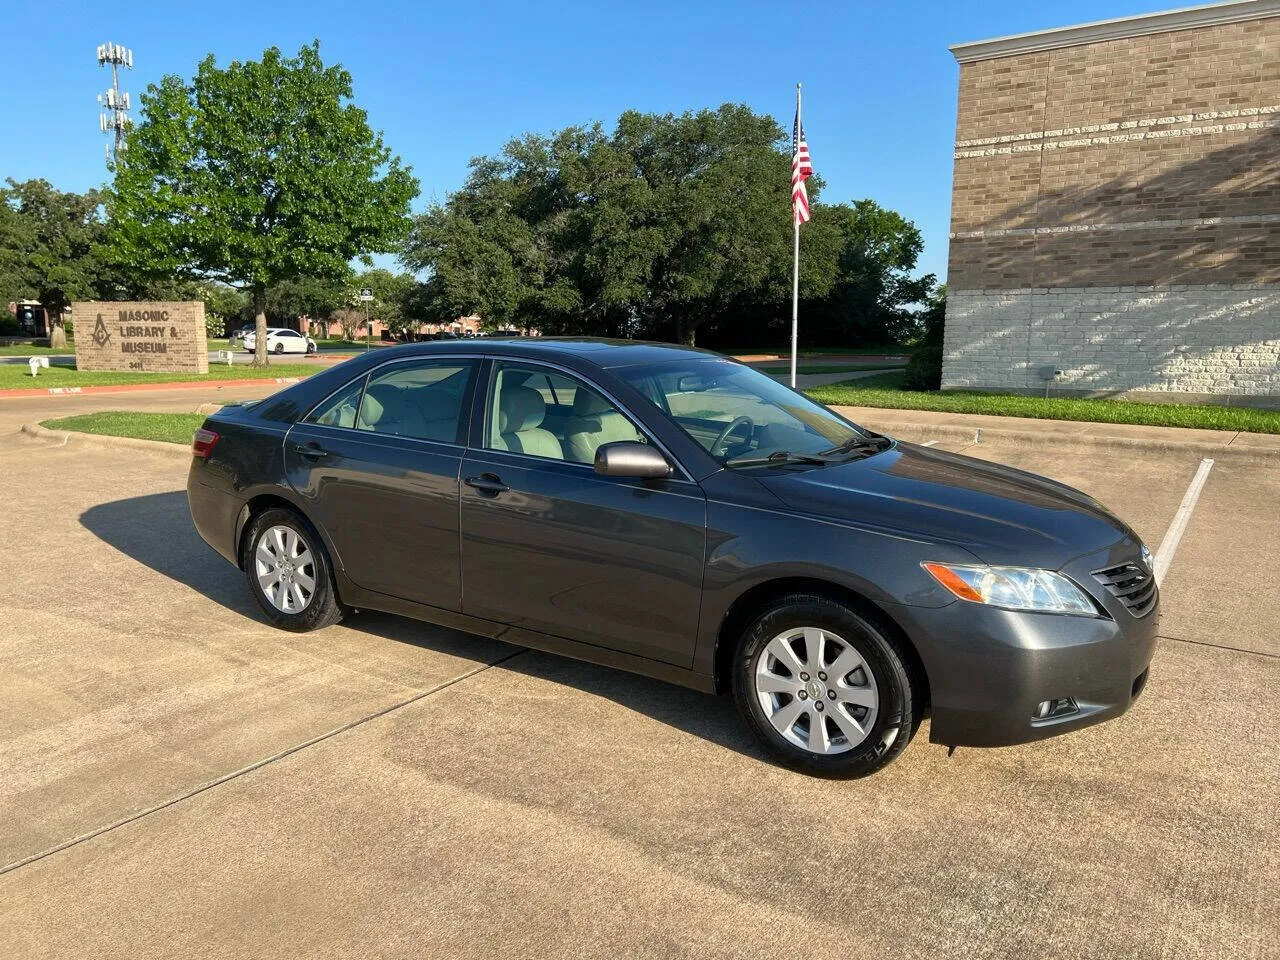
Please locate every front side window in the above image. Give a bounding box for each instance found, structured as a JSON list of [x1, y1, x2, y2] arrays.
[[617, 358, 873, 465], [485, 363, 645, 465], [353, 360, 476, 443]]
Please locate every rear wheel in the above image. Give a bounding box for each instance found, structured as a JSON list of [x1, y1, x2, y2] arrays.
[[732, 594, 918, 778], [243, 507, 344, 632], [273, 342, 285, 355]]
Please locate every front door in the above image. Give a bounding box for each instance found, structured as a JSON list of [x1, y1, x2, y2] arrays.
[[459, 361, 706, 667], [284, 357, 479, 610]]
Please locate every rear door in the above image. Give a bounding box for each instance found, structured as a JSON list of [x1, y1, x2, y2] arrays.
[[284, 357, 479, 610], [459, 360, 706, 667]]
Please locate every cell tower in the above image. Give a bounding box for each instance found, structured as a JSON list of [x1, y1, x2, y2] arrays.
[[97, 42, 134, 164]]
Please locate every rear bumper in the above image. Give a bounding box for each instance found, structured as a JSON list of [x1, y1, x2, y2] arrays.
[[187, 463, 242, 567], [887, 586, 1159, 748]]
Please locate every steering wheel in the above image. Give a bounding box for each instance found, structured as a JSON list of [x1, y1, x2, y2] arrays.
[[711, 416, 754, 458]]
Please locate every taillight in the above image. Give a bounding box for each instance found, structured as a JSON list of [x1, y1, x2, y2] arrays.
[[192, 428, 220, 458]]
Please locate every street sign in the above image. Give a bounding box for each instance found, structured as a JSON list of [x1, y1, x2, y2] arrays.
[[358, 288, 373, 302]]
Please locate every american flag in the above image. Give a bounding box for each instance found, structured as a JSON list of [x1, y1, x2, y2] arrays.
[[792, 111, 813, 226]]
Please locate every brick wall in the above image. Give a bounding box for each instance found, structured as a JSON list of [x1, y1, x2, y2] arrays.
[[72, 301, 209, 373], [943, 9, 1280, 402]]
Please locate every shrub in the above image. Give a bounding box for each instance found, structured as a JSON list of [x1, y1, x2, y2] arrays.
[[904, 343, 943, 391]]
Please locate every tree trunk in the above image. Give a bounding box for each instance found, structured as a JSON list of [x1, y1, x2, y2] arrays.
[[49, 320, 67, 350], [252, 288, 269, 367]]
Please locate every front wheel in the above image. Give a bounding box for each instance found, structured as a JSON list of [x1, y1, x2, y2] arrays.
[[243, 507, 344, 632], [732, 594, 919, 778], [306, 343, 316, 354], [273, 342, 285, 355]]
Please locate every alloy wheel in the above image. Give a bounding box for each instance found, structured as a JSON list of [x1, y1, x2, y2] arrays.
[[254, 524, 316, 613], [754, 626, 879, 755]]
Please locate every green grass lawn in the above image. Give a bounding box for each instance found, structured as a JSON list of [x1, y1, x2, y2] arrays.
[[41, 412, 208, 445], [757, 363, 906, 375], [806, 371, 1280, 434], [1, 362, 318, 390]]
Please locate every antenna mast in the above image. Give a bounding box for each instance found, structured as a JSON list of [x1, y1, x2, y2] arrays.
[[97, 41, 134, 164]]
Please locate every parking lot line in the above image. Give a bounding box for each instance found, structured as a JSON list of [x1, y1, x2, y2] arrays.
[[921, 439, 939, 447], [1153, 458, 1215, 585]]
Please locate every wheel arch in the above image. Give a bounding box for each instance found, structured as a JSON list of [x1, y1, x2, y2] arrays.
[[711, 576, 931, 710], [235, 490, 333, 571]]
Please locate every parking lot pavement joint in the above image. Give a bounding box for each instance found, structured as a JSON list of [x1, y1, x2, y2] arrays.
[[0, 646, 529, 879], [1162, 634, 1280, 661]]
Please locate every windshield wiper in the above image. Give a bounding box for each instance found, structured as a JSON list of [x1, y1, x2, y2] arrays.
[[819, 435, 892, 458], [725, 450, 833, 469]]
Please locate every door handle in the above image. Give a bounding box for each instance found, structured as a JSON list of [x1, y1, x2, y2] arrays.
[[464, 473, 510, 496], [294, 441, 328, 461]]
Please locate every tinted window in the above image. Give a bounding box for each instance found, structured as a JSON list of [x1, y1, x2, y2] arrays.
[[355, 360, 476, 444], [486, 363, 644, 465], [306, 377, 365, 429]]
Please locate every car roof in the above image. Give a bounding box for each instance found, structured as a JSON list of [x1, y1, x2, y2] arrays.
[[365, 337, 723, 370]]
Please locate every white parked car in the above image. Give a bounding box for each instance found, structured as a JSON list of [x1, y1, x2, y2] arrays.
[[242, 328, 317, 355]]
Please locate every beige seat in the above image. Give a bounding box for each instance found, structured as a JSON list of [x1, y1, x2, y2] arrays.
[[492, 385, 563, 459], [563, 388, 642, 464]]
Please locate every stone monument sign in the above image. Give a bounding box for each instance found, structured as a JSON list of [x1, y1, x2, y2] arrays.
[[72, 301, 209, 373]]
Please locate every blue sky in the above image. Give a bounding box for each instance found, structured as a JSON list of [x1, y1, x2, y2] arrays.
[[2, 0, 1182, 281]]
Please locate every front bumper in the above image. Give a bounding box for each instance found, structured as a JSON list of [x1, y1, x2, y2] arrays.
[[888, 550, 1159, 748]]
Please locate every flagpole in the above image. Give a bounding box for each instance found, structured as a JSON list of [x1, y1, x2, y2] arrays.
[[790, 82, 801, 389]]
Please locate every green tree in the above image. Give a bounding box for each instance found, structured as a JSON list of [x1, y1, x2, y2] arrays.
[[0, 179, 117, 343], [405, 105, 811, 345], [264, 275, 349, 327], [404, 104, 932, 347], [108, 42, 418, 363]]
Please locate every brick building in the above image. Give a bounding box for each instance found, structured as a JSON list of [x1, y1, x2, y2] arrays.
[[942, 0, 1280, 405]]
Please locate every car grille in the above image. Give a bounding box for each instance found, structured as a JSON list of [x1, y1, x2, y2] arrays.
[[1091, 561, 1158, 618]]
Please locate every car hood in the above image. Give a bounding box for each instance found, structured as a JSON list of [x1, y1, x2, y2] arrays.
[[753, 442, 1138, 570]]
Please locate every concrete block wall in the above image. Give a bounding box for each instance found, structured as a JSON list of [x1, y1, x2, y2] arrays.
[[944, 7, 1280, 404], [942, 284, 1280, 397]]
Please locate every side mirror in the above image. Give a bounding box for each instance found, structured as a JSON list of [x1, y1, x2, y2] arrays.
[[594, 441, 672, 479]]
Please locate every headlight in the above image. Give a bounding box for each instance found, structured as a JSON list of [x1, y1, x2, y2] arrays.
[[922, 562, 1099, 616]]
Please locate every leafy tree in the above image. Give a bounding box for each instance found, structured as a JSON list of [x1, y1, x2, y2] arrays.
[[108, 42, 418, 363], [404, 105, 933, 348], [0, 179, 118, 343], [405, 105, 813, 345], [264, 275, 348, 327]]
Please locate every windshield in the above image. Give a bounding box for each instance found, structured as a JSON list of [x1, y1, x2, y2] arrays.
[[616, 358, 875, 466]]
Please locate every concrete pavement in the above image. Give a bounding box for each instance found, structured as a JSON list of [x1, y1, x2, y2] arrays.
[[0, 385, 1276, 959]]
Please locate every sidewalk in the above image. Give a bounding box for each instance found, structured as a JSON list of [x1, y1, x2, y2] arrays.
[[835, 404, 1280, 456]]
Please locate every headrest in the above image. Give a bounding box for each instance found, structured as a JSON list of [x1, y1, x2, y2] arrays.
[[359, 390, 386, 425], [571, 388, 613, 417], [498, 385, 546, 433], [360, 384, 405, 426]]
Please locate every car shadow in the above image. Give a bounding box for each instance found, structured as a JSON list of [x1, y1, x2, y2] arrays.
[[79, 491, 759, 761]]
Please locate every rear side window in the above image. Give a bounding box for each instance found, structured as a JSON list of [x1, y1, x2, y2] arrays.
[[355, 360, 477, 444], [306, 378, 365, 429]]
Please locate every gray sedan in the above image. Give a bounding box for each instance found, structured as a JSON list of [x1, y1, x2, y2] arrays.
[[187, 339, 1157, 777]]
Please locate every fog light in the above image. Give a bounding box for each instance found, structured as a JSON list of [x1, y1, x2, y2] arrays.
[[1034, 697, 1079, 720]]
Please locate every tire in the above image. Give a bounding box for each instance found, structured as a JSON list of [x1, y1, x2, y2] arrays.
[[306, 343, 316, 355], [273, 342, 285, 355], [242, 507, 344, 632], [732, 594, 919, 778]]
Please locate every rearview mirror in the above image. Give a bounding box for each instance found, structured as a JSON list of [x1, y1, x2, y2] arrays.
[[594, 441, 672, 479]]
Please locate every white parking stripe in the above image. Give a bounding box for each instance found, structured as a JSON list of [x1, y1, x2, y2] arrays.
[[921, 440, 938, 447], [1153, 458, 1215, 585]]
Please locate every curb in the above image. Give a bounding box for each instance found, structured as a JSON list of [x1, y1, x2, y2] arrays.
[[839, 408, 1280, 460], [21, 421, 191, 459], [0, 375, 308, 400]]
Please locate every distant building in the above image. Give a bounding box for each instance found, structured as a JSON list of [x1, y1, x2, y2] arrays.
[[943, 0, 1280, 405]]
